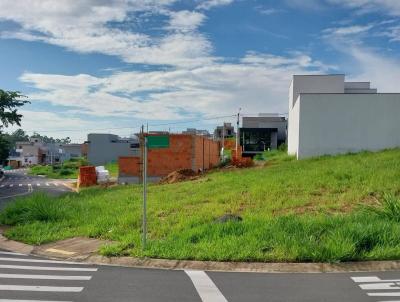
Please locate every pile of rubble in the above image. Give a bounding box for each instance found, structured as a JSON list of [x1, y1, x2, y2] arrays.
[[159, 169, 200, 184]]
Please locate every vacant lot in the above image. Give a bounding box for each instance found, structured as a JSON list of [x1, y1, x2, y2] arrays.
[[3, 149, 400, 262], [29, 159, 118, 179]]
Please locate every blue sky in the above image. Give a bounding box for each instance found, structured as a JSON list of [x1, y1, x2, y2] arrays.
[[1, 0, 400, 142]]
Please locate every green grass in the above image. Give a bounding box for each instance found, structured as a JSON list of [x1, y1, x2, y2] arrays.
[[29, 158, 119, 179], [104, 162, 118, 178], [3, 148, 400, 262]]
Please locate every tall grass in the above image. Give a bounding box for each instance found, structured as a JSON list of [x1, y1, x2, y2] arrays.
[[2, 148, 400, 261], [364, 194, 400, 222]]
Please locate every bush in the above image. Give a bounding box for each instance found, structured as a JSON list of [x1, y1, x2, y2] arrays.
[[0, 193, 67, 225], [364, 193, 400, 222]]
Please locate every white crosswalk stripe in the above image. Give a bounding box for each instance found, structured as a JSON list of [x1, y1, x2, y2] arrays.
[[0, 299, 72, 302], [0, 252, 97, 300], [352, 275, 400, 301]]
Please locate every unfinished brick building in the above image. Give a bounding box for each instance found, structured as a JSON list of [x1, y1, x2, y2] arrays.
[[118, 134, 221, 183]]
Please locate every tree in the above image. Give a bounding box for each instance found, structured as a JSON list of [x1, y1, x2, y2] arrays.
[[0, 90, 29, 164], [31, 132, 71, 144], [6, 129, 29, 147], [0, 90, 29, 130]]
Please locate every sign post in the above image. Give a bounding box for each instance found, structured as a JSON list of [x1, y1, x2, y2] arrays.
[[142, 135, 169, 251], [142, 136, 148, 250]]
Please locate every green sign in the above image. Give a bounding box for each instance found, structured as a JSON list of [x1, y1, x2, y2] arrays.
[[147, 135, 170, 149]]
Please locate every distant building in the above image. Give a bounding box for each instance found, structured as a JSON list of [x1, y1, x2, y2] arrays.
[[7, 137, 84, 167], [182, 128, 211, 137], [288, 74, 400, 159], [87, 133, 140, 165], [240, 114, 287, 156], [214, 123, 235, 139]]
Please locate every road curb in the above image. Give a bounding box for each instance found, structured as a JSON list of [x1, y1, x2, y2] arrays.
[[1, 232, 400, 273]]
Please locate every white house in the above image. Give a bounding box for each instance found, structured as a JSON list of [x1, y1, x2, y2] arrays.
[[288, 74, 400, 159]]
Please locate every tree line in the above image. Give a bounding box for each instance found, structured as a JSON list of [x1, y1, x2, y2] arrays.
[[0, 89, 71, 165]]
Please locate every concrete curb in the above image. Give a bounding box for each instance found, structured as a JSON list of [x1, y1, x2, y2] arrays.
[[1, 233, 400, 273]]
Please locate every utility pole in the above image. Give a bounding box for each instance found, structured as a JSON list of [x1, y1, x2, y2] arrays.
[[221, 122, 225, 161], [235, 108, 241, 155], [141, 124, 147, 250]]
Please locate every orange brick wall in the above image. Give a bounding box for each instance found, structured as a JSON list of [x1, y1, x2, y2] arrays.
[[147, 134, 193, 177], [193, 136, 220, 171], [118, 134, 221, 178], [119, 156, 140, 176]]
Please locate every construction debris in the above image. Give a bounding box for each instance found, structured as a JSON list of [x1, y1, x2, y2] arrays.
[[159, 169, 200, 184]]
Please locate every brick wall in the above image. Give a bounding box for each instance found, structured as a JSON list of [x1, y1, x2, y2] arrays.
[[193, 136, 220, 171], [118, 134, 221, 178], [119, 156, 140, 176], [147, 134, 193, 177]]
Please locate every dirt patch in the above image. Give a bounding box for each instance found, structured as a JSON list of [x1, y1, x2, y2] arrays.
[[159, 169, 200, 184]]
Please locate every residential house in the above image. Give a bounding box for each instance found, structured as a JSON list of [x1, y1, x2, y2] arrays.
[[87, 133, 140, 165], [8, 137, 84, 167], [214, 122, 235, 139], [182, 128, 211, 137], [240, 114, 287, 156], [288, 74, 400, 159]]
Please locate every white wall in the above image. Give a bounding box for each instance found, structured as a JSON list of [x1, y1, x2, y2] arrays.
[[288, 96, 300, 156], [289, 75, 345, 109], [296, 93, 400, 159]]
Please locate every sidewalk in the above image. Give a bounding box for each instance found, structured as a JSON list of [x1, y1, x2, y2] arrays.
[[2, 227, 400, 273]]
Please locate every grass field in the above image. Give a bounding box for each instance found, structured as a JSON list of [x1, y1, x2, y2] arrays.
[[3, 149, 400, 262], [29, 159, 118, 179]]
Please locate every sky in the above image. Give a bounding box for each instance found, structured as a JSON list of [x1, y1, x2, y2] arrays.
[[1, 0, 400, 142]]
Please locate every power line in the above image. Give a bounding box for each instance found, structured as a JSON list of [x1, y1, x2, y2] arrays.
[[27, 114, 237, 134]]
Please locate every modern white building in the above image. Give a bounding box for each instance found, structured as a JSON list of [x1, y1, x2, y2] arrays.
[[288, 74, 400, 159]]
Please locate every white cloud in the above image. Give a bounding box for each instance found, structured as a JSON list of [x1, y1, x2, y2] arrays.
[[323, 24, 373, 37], [0, 0, 215, 67], [257, 8, 283, 15], [19, 52, 333, 127], [196, 0, 234, 10], [7, 110, 120, 142], [167, 10, 206, 32], [328, 0, 400, 16], [347, 46, 400, 92]]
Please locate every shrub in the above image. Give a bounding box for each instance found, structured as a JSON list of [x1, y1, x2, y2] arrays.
[[364, 193, 400, 222], [0, 193, 67, 225]]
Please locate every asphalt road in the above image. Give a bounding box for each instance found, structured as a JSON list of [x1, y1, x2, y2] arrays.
[[0, 249, 400, 301], [0, 169, 73, 209]]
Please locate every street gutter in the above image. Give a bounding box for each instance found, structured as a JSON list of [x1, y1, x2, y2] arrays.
[[1, 231, 400, 273]]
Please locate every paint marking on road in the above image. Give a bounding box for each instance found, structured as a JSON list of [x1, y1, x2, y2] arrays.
[[185, 270, 228, 302], [360, 283, 400, 290], [0, 185, 4, 188], [36, 183, 41, 187], [0, 251, 27, 256], [0, 300, 73, 302], [18, 184, 22, 187], [9, 184, 13, 188], [353, 276, 400, 283], [368, 293, 400, 297], [0, 257, 87, 265], [45, 248, 76, 256], [46, 183, 50, 186], [0, 264, 97, 271], [0, 273, 92, 280], [0, 285, 84, 292]]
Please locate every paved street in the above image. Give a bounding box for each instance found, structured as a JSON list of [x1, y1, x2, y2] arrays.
[[0, 169, 73, 209], [1, 249, 400, 301]]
